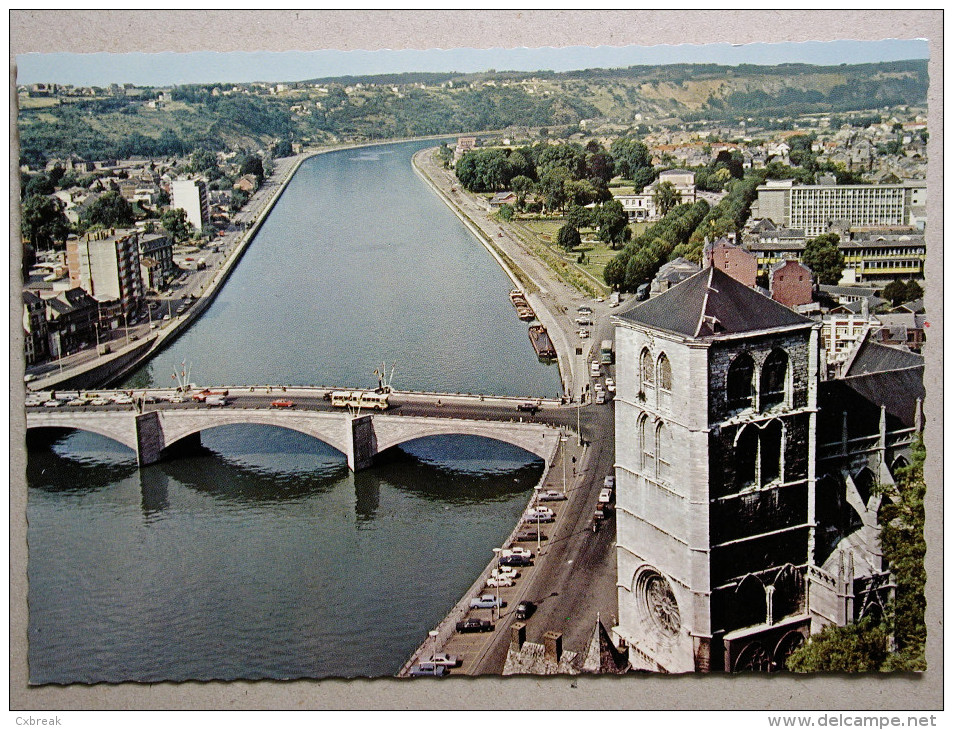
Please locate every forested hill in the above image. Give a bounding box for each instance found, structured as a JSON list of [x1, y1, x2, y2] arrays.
[[17, 59, 928, 165]]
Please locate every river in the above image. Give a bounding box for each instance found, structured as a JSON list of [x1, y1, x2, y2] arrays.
[[26, 139, 562, 683]]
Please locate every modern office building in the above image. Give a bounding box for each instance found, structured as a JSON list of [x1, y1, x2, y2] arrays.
[[751, 179, 926, 237]]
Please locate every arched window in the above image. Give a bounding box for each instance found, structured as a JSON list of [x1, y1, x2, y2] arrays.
[[640, 348, 655, 390], [638, 415, 653, 474], [760, 349, 789, 410], [735, 425, 758, 489], [656, 421, 672, 482], [760, 420, 783, 485], [727, 353, 755, 411], [657, 353, 672, 391], [890, 455, 910, 480]]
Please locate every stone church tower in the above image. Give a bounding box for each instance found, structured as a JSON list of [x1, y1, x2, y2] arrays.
[[612, 266, 821, 672]]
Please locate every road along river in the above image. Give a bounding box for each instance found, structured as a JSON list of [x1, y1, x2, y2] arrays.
[[25, 139, 568, 683]]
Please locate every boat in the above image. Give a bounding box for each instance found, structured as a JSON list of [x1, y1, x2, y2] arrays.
[[528, 324, 557, 360], [509, 289, 536, 321]]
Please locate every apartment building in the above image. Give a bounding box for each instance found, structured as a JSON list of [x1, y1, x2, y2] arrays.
[[66, 228, 144, 317]]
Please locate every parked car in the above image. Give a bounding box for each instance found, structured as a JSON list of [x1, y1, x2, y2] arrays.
[[428, 653, 460, 668], [408, 662, 448, 678], [599, 488, 614, 505], [604, 475, 615, 489], [524, 507, 555, 522], [595, 390, 607, 405], [485, 576, 514, 588], [502, 547, 532, 559], [90, 398, 110, 406], [605, 377, 616, 393], [456, 618, 494, 633], [270, 399, 295, 408], [578, 329, 590, 339], [491, 566, 519, 580], [67, 398, 89, 406], [43, 400, 64, 407], [538, 489, 566, 502], [499, 554, 533, 567], [515, 600, 537, 620], [517, 402, 539, 413], [111, 395, 133, 405], [514, 529, 547, 542], [469, 594, 505, 609]]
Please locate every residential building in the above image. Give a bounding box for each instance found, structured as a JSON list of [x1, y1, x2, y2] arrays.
[[22, 291, 49, 365], [41, 287, 100, 358], [66, 228, 144, 317], [611, 267, 921, 672], [751, 179, 926, 237], [705, 237, 758, 288], [171, 178, 210, 230], [615, 169, 697, 223], [770, 259, 814, 309], [138, 232, 175, 290]]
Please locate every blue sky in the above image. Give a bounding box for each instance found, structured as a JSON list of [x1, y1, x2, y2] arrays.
[[15, 39, 928, 87]]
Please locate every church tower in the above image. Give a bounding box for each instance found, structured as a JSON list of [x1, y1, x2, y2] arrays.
[[612, 266, 820, 672]]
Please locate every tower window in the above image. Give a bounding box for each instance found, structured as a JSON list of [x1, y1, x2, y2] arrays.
[[727, 353, 755, 410], [760, 349, 789, 410]]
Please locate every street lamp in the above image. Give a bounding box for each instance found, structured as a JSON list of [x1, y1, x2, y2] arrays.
[[533, 486, 542, 556], [428, 629, 439, 663], [492, 547, 502, 623]]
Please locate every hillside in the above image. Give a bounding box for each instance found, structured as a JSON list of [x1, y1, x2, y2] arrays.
[[17, 59, 928, 164]]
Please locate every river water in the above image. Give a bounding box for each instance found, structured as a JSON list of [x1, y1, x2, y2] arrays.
[[26, 139, 562, 684]]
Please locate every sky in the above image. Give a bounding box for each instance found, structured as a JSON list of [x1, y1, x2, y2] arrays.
[[15, 39, 929, 87]]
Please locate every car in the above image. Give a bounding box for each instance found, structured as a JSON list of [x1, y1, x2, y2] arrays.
[[456, 618, 494, 633], [577, 329, 590, 339], [593, 382, 604, 392], [469, 594, 505, 609], [538, 489, 567, 502], [150, 322, 160, 329], [491, 566, 519, 580], [599, 488, 614, 505], [515, 600, 537, 620], [605, 377, 616, 393], [24, 398, 45, 408], [594, 506, 607, 522], [502, 546, 533, 559], [167, 395, 186, 403], [499, 554, 533, 567], [111, 395, 133, 405], [270, 399, 295, 408], [428, 653, 460, 668], [517, 402, 539, 413], [408, 662, 448, 678], [525, 506, 555, 520], [67, 398, 89, 406], [514, 529, 547, 542], [162, 314, 171, 321], [485, 576, 514, 588], [595, 390, 607, 405], [90, 398, 110, 406], [604, 475, 616, 489], [43, 400, 64, 407]]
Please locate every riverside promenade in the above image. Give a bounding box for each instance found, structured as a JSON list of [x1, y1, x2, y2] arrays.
[[401, 146, 619, 677]]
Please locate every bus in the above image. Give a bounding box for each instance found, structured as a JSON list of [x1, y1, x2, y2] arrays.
[[330, 390, 391, 411], [600, 340, 614, 365]]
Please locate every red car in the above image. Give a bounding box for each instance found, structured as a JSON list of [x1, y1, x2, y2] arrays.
[[270, 399, 295, 408]]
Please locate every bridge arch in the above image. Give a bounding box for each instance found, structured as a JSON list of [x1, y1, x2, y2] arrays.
[[25, 413, 140, 454], [158, 410, 353, 460]]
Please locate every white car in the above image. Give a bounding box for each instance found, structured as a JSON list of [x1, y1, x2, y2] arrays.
[[67, 398, 89, 406], [491, 566, 519, 580], [595, 390, 607, 405], [539, 489, 567, 502], [43, 400, 64, 407], [593, 382, 604, 392], [605, 377, 616, 393], [428, 653, 460, 668], [90, 398, 110, 406], [485, 576, 514, 589], [578, 329, 589, 339], [502, 547, 533, 559], [111, 395, 133, 405]]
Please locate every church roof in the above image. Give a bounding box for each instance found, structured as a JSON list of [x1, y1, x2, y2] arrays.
[[619, 266, 812, 339]]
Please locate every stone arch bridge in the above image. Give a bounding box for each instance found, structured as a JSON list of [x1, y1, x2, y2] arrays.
[[26, 397, 564, 472]]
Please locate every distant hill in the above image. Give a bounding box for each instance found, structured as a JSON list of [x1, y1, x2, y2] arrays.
[[17, 59, 928, 165]]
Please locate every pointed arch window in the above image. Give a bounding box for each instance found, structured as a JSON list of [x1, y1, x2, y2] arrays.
[[656, 421, 673, 483], [639, 415, 655, 476], [760, 349, 789, 410], [727, 353, 755, 411], [640, 348, 655, 390], [657, 353, 672, 391]]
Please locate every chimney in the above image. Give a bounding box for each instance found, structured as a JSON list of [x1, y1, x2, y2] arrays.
[[510, 622, 526, 652], [543, 631, 562, 665]]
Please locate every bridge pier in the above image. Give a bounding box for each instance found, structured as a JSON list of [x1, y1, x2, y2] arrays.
[[346, 415, 378, 472], [135, 411, 164, 467]]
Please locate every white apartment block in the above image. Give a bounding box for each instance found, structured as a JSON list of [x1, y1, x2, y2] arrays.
[[66, 228, 144, 316], [752, 179, 926, 237], [171, 178, 210, 230]]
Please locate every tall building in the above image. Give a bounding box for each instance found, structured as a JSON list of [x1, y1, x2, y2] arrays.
[[611, 266, 921, 672], [66, 228, 143, 317], [751, 179, 926, 237], [171, 178, 210, 230]]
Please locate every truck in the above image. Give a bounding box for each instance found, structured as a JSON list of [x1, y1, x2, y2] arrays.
[[600, 340, 614, 365]]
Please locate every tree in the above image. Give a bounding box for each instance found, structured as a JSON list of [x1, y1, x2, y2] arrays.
[[240, 154, 265, 179], [595, 200, 631, 249], [23, 173, 55, 198], [271, 139, 294, 158], [653, 181, 682, 217], [496, 204, 514, 222], [21, 195, 70, 250], [802, 233, 845, 285], [566, 204, 593, 231], [510, 175, 534, 209], [538, 167, 570, 212], [557, 224, 581, 251], [610, 137, 651, 179], [883, 279, 924, 306], [190, 149, 218, 174], [84, 190, 135, 229], [160, 207, 193, 242], [787, 619, 890, 673]]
